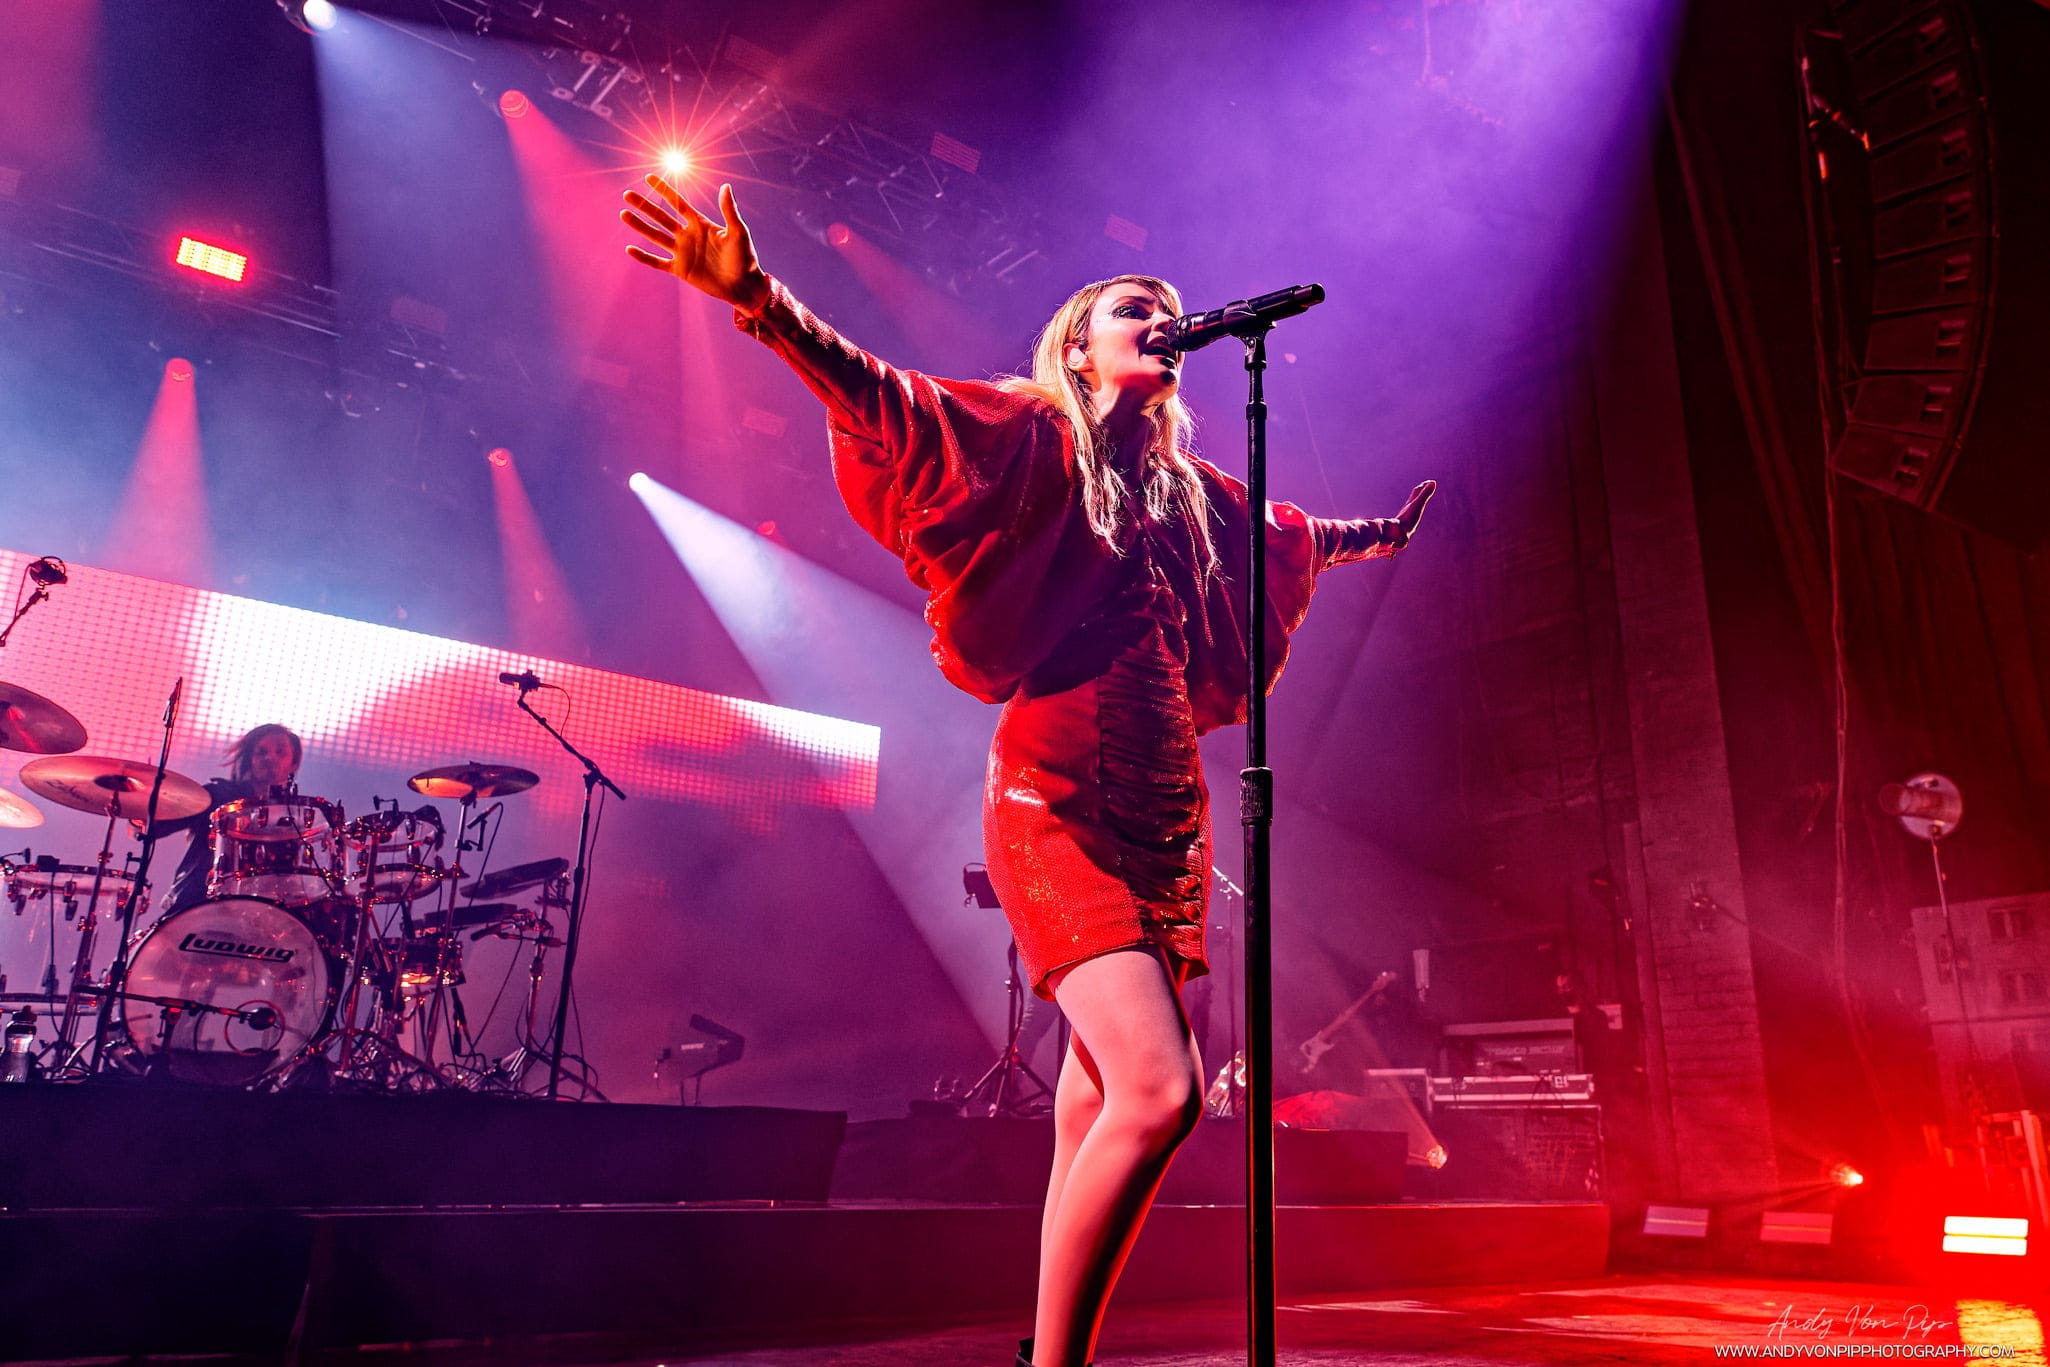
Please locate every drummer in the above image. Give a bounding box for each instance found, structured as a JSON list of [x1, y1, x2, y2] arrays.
[[143, 724, 305, 914]]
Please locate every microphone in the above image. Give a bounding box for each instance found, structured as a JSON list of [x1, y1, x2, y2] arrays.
[[242, 1005, 279, 1033], [26, 557, 67, 587], [1166, 284, 1327, 354], [498, 670, 543, 691], [164, 676, 185, 728], [1879, 781, 1962, 825]]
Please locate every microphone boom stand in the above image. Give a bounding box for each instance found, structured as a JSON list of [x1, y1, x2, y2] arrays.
[[511, 685, 625, 1101], [89, 678, 183, 1075]]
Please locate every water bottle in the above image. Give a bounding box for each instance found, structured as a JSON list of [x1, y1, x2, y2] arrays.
[[2, 1007, 36, 1083]]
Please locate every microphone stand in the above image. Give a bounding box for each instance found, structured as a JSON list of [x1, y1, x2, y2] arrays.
[[0, 584, 53, 650], [0, 557, 65, 650], [1175, 288, 1321, 1367], [89, 677, 183, 1075], [510, 684, 625, 1101], [1237, 326, 1280, 1367]]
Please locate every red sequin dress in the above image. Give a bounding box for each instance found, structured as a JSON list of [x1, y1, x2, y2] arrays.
[[739, 280, 1403, 997]]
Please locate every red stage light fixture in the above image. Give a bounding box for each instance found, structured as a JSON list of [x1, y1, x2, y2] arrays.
[[165, 358, 194, 383], [498, 89, 530, 119], [174, 236, 249, 284], [825, 222, 852, 249], [487, 447, 513, 468], [1829, 1162, 1864, 1188], [756, 520, 778, 539]]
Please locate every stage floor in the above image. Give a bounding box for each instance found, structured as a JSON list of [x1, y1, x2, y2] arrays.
[[322, 1274, 2048, 1367]]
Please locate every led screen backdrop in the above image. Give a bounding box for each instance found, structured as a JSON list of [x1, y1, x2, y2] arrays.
[[0, 549, 877, 825]]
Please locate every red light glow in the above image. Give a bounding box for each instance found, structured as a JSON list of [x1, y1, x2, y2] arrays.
[[756, 520, 778, 539], [659, 147, 691, 178], [165, 357, 194, 383], [487, 446, 513, 468], [174, 235, 249, 283], [498, 89, 529, 119], [1829, 1162, 1864, 1188], [825, 222, 852, 249]]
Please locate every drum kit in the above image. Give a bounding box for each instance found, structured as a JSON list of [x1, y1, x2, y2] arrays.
[[1, 679, 570, 1094]]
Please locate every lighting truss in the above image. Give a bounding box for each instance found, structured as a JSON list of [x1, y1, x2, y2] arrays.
[[457, 3, 1047, 291]]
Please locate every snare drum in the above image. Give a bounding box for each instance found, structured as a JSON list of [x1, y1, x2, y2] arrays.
[[123, 895, 346, 1085], [208, 796, 342, 907], [343, 807, 448, 904]]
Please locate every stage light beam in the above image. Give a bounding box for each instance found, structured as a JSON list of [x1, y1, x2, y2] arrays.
[[631, 474, 1017, 1047], [498, 89, 530, 120], [103, 356, 211, 588], [659, 147, 691, 178]]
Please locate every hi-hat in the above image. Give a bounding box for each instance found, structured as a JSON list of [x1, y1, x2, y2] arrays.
[[18, 755, 211, 820], [0, 783, 45, 829], [0, 682, 88, 755], [408, 762, 540, 802]]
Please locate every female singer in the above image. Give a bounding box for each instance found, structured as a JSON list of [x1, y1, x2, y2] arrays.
[[623, 177, 1433, 1367]]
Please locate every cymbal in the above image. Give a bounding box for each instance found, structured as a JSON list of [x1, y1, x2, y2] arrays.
[[17, 755, 211, 820], [0, 682, 87, 755], [0, 784, 44, 829], [408, 762, 540, 802]]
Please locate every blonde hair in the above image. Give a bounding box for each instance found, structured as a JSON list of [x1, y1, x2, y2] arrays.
[[1000, 275, 1215, 568]]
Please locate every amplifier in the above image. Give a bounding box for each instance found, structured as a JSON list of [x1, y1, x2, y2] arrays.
[[1429, 1073, 1595, 1105]]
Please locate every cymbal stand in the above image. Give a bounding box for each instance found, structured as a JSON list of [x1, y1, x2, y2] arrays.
[[52, 809, 122, 1065], [957, 939, 1057, 1117], [86, 677, 184, 1077], [508, 683, 625, 1101], [419, 799, 478, 1072]]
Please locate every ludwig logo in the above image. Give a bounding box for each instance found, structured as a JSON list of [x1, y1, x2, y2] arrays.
[[179, 932, 294, 964]]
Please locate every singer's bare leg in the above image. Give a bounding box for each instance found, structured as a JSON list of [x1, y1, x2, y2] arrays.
[[1031, 948, 1202, 1367]]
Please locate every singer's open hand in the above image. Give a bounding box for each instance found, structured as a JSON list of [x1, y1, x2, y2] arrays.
[[1394, 479, 1436, 544], [621, 177, 770, 312]]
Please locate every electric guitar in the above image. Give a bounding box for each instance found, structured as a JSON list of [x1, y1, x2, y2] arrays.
[[1296, 970, 1397, 1074]]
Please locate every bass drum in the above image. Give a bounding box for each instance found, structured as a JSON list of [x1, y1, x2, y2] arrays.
[[123, 896, 344, 1085]]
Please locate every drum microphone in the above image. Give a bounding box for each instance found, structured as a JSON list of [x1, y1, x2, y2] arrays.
[[497, 670, 543, 691], [1165, 284, 1326, 354], [242, 1005, 279, 1033]]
